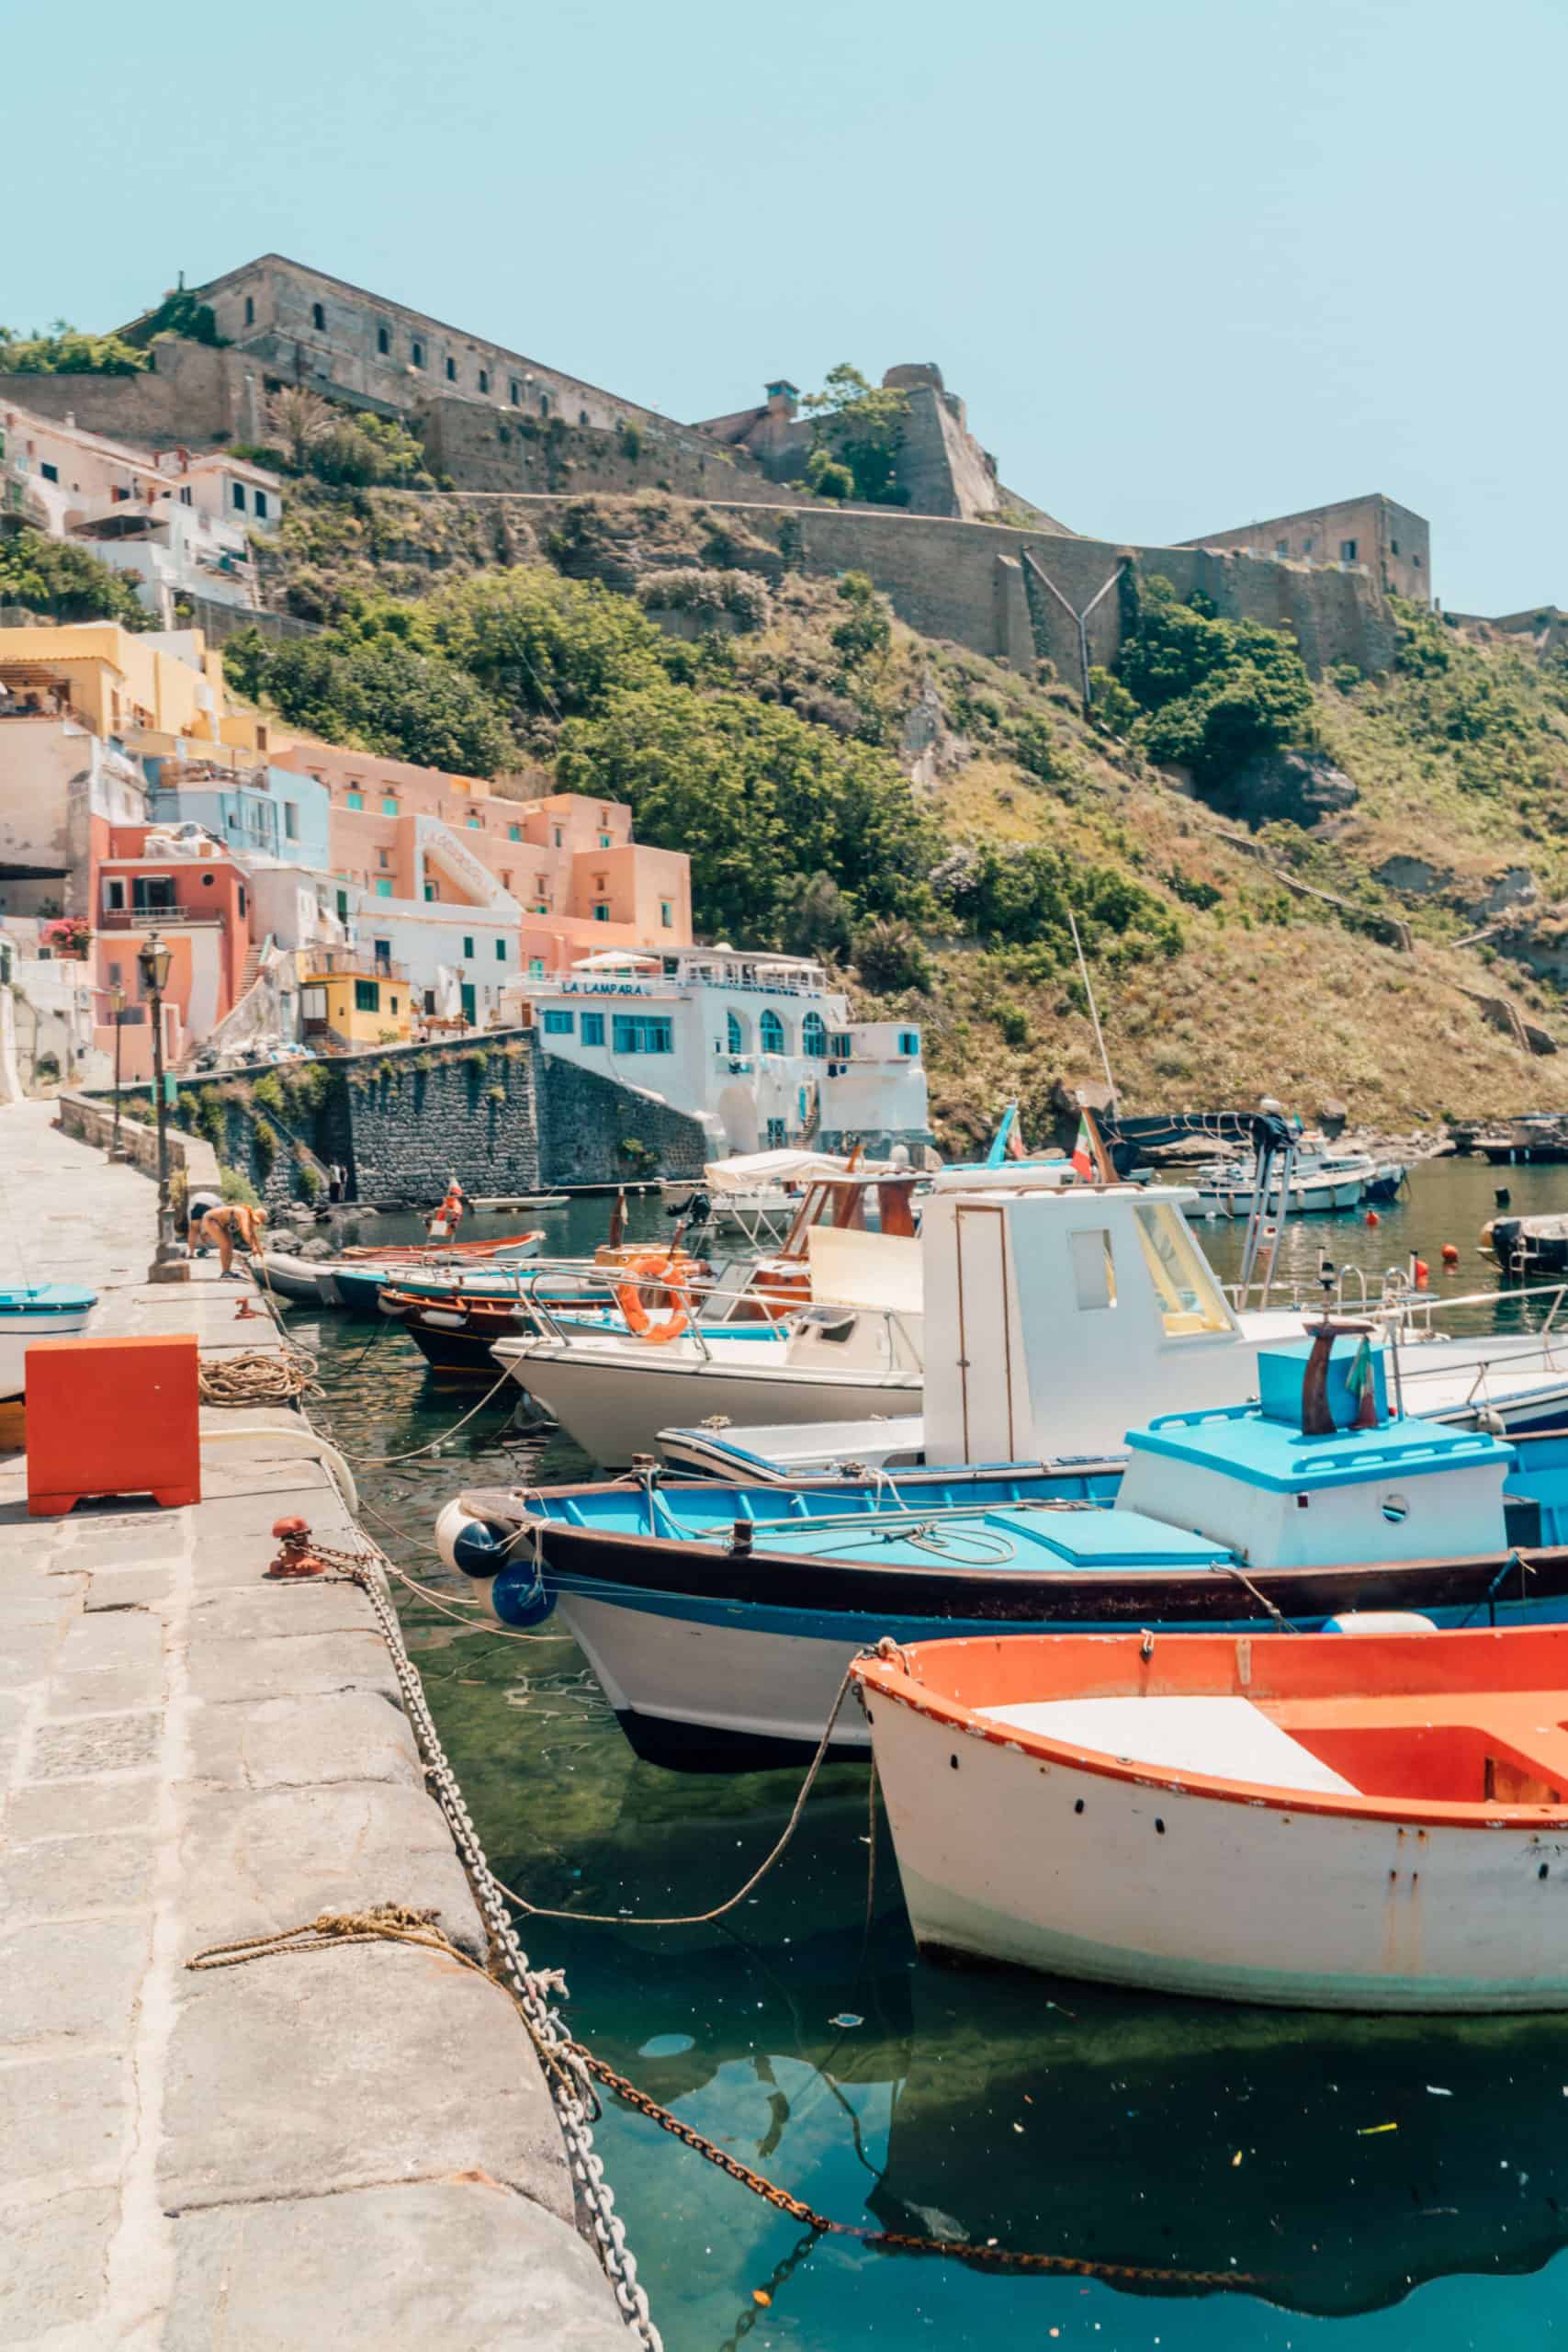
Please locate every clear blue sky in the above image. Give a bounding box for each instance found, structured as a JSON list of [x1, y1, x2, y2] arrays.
[[9, 0, 1562, 614]]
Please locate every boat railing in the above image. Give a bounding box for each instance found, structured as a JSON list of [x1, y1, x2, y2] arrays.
[[509, 1263, 919, 1373]]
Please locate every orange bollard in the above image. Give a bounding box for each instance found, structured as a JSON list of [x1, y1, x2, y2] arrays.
[[26, 1333, 199, 1516]]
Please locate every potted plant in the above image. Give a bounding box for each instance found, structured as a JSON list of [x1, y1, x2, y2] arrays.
[[39, 916, 92, 961]]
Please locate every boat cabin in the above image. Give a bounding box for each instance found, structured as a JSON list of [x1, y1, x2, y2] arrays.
[[921, 1170, 1248, 1464], [1117, 1335, 1516, 1570]]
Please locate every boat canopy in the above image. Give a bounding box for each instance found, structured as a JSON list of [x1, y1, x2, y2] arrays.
[[701, 1148, 864, 1193]]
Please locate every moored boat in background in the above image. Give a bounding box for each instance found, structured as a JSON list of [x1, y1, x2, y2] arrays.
[[0, 1283, 96, 1397]]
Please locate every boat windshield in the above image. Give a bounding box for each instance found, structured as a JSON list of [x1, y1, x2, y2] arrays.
[[1134, 1202, 1232, 1337]]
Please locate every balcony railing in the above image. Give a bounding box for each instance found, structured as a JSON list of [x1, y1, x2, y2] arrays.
[[303, 953, 410, 984], [99, 908, 226, 930]]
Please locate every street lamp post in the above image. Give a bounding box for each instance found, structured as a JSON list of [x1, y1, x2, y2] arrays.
[[138, 932, 184, 1280], [109, 981, 126, 1161]]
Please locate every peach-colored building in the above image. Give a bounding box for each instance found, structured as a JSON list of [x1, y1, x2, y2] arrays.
[[272, 741, 692, 976]]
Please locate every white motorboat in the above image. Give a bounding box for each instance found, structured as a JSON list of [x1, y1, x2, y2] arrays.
[[493, 1298, 922, 1468], [1194, 1156, 1366, 1217], [0, 1283, 97, 1397]]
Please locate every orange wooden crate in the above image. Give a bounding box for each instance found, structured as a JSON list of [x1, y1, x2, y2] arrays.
[[27, 1333, 200, 1516]]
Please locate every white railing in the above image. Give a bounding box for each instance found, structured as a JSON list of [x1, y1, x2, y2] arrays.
[[474, 1259, 923, 1376]]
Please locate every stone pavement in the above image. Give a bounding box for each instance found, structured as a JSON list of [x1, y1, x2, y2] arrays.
[[0, 1100, 629, 2350]]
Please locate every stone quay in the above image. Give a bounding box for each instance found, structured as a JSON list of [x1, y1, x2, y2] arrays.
[[0, 1096, 633, 2350]]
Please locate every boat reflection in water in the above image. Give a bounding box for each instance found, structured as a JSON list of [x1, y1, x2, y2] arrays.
[[868, 1976, 1568, 2314]]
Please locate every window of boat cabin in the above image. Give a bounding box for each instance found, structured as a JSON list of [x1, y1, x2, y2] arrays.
[[1134, 1203, 1230, 1336], [1069, 1228, 1116, 1310]]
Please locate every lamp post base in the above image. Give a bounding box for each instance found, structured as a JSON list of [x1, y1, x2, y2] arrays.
[[148, 1238, 190, 1284]]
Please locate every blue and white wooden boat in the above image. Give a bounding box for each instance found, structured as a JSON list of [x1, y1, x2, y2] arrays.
[[0, 1283, 96, 1397], [440, 1328, 1568, 1770]]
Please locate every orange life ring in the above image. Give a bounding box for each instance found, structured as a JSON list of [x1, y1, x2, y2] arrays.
[[612, 1249, 693, 1344]]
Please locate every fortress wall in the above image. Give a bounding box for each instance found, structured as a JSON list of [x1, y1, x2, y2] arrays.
[[419, 399, 815, 506], [446, 494, 1398, 680], [0, 342, 262, 450]]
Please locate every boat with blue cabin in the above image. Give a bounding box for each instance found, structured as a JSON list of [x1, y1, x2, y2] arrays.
[[440, 1317, 1568, 1770]]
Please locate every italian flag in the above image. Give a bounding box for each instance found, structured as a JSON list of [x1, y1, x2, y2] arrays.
[[1071, 1115, 1097, 1181]]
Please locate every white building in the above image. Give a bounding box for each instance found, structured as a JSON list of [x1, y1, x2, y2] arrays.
[[510, 945, 931, 1155], [0, 403, 281, 621], [344, 814, 523, 1024]]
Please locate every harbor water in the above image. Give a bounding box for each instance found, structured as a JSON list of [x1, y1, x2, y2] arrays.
[[294, 1160, 1568, 2350]]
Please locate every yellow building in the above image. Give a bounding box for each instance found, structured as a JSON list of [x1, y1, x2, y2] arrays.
[[0, 621, 267, 751], [299, 954, 413, 1048]]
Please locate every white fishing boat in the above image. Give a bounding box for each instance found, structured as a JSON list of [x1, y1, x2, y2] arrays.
[[492, 1192, 924, 1464], [1193, 1155, 1365, 1217], [493, 1296, 922, 1466], [0, 1283, 96, 1397], [855, 1622, 1568, 2011], [653, 1163, 1568, 1478]]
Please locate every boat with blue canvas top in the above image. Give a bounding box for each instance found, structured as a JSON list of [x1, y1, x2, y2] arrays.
[[441, 1320, 1568, 1769], [0, 1283, 97, 1398]]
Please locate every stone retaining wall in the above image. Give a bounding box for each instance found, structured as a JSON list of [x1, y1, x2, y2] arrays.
[[74, 1030, 713, 1204]]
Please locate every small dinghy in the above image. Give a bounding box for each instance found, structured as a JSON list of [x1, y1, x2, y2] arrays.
[[0, 1283, 96, 1397], [855, 1621, 1568, 2011]]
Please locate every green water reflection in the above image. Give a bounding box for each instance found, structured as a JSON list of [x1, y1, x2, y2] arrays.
[[296, 1166, 1568, 2350]]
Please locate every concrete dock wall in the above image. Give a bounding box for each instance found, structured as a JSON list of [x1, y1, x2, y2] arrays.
[[0, 1099, 635, 2346]]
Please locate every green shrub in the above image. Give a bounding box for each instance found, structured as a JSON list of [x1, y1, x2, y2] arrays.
[[1113, 576, 1316, 790], [0, 528, 152, 628], [250, 1071, 285, 1114], [252, 1118, 278, 1177], [806, 449, 855, 502], [0, 321, 147, 374], [853, 918, 931, 994], [995, 1001, 1031, 1046]]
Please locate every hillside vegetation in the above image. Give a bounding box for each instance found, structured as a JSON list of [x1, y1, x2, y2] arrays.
[[199, 482, 1568, 1140]]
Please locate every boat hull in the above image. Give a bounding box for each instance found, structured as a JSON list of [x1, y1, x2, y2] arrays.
[[0, 1306, 95, 1398], [869, 1675, 1568, 2010], [497, 1347, 921, 1468], [462, 1511, 1568, 1769]]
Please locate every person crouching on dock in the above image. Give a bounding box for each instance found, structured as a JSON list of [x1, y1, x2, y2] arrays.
[[187, 1200, 267, 1279]]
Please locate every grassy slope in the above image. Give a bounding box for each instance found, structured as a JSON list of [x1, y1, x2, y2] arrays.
[[264, 487, 1568, 1140]]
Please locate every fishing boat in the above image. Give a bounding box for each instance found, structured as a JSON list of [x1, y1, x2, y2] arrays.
[[308, 1231, 546, 1313], [1484, 1213, 1568, 1279], [0, 1283, 96, 1398], [491, 1295, 922, 1466], [855, 1620, 1568, 2010], [388, 1281, 794, 1383], [441, 1317, 1568, 1769], [1193, 1154, 1366, 1217], [652, 1162, 1568, 1478], [489, 1178, 925, 1463], [259, 1227, 545, 1308]]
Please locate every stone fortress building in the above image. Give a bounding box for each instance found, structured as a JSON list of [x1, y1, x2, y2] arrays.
[[1177, 493, 1431, 604], [0, 251, 1445, 683]]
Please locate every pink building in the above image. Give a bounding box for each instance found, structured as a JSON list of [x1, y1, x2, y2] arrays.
[[272, 741, 692, 975], [94, 825, 254, 1078]]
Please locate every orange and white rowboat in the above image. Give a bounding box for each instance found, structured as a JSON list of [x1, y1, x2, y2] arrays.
[[854, 1624, 1568, 2012]]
